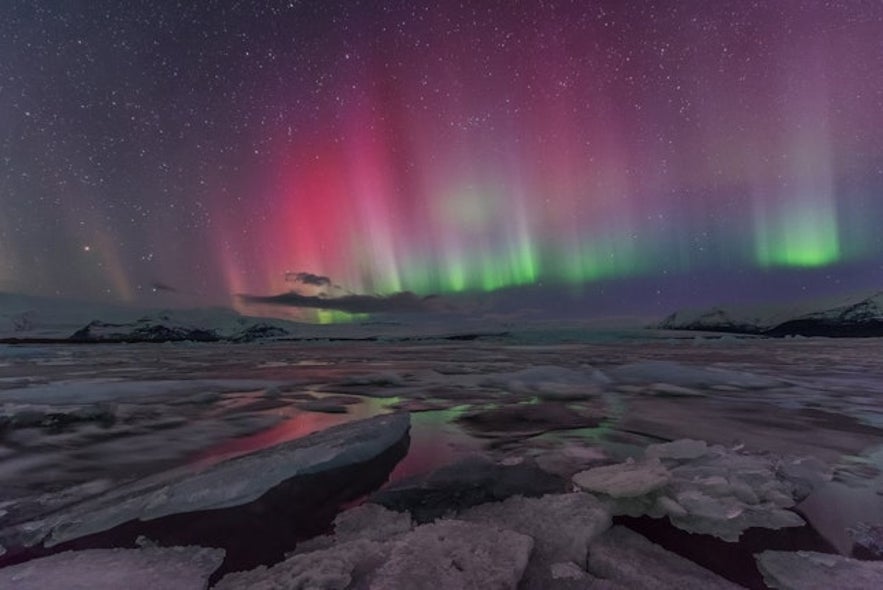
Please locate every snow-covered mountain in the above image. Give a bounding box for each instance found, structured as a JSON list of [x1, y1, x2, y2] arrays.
[[0, 293, 299, 343], [659, 291, 883, 337], [766, 292, 883, 337], [0, 292, 513, 343], [657, 307, 769, 334], [69, 310, 296, 343]]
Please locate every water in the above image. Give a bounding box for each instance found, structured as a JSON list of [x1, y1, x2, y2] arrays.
[[1, 335, 883, 585]]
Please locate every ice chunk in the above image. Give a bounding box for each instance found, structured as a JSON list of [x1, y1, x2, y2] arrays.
[[215, 538, 388, 590], [457, 402, 602, 436], [588, 526, 743, 589], [550, 561, 586, 580], [333, 503, 413, 542], [609, 360, 780, 389], [573, 458, 672, 498], [478, 365, 607, 399], [371, 456, 566, 523], [370, 520, 532, 590], [298, 503, 414, 552], [458, 493, 611, 589], [574, 441, 812, 541], [850, 522, 883, 557], [646, 439, 711, 460], [216, 520, 532, 590], [756, 550, 883, 589], [0, 545, 224, 590], [2, 413, 410, 548]]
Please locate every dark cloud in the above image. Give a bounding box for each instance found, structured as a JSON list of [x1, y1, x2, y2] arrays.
[[239, 290, 443, 314], [150, 281, 177, 293], [284, 272, 332, 288]]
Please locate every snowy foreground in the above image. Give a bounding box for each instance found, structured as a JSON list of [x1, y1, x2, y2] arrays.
[[1, 334, 883, 588]]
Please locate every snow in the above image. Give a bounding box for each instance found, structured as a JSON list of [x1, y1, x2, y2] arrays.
[[0, 545, 224, 590], [658, 290, 883, 336], [1, 413, 410, 548], [756, 550, 883, 590], [587, 526, 743, 589]]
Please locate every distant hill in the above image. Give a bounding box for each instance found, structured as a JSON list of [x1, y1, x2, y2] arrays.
[[658, 291, 883, 337]]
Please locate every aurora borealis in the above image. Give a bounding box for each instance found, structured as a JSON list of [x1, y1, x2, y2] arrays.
[[1, 1, 882, 318]]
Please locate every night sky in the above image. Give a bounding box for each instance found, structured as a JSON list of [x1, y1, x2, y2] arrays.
[[2, 1, 882, 319]]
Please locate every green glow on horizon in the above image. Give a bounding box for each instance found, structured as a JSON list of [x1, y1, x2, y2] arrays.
[[754, 202, 841, 268]]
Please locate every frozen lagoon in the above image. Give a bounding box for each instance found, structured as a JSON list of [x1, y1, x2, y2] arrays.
[[1, 331, 883, 588]]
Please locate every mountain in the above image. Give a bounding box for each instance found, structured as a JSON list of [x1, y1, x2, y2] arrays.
[[657, 307, 768, 335], [0, 293, 299, 343], [68, 309, 297, 343], [765, 292, 883, 337], [658, 291, 883, 337]]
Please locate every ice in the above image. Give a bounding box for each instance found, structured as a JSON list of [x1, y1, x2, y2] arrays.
[[0, 378, 276, 405], [756, 550, 883, 589], [457, 402, 602, 436], [850, 522, 883, 557], [1, 413, 410, 548], [587, 526, 743, 589], [609, 360, 781, 389], [296, 503, 414, 552], [478, 365, 608, 399], [645, 439, 711, 460], [370, 519, 533, 590], [457, 493, 611, 589], [216, 519, 532, 590], [573, 441, 824, 541], [370, 455, 566, 523], [573, 458, 672, 498], [214, 538, 387, 590], [2, 328, 881, 585], [0, 545, 224, 590]]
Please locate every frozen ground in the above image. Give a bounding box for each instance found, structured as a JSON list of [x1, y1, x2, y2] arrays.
[[1, 332, 882, 588]]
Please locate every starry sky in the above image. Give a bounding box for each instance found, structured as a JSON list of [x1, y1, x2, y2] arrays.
[[1, 1, 882, 319]]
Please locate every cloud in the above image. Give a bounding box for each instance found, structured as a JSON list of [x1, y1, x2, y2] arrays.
[[284, 271, 332, 288], [239, 290, 444, 314], [150, 281, 177, 293]]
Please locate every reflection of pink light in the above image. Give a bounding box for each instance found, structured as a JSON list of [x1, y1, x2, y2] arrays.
[[384, 428, 467, 484], [192, 412, 351, 467]]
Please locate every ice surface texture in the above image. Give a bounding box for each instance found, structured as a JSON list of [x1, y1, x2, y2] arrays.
[[0, 545, 224, 590], [588, 526, 743, 589], [457, 493, 610, 589], [215, 516, 532, 590], [573, 439, 830, 541], [1, 412, 410, 548], [756, 550, 883, 589]]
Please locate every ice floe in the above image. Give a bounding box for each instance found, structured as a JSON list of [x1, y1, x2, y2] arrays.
[[1, 413, 410, 549], [573, 440, 831, 541], [588, 526, 744, 589], [0, 545, 224, 590], [215, 518, 532, 590], [756, 550, 883, 589]]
